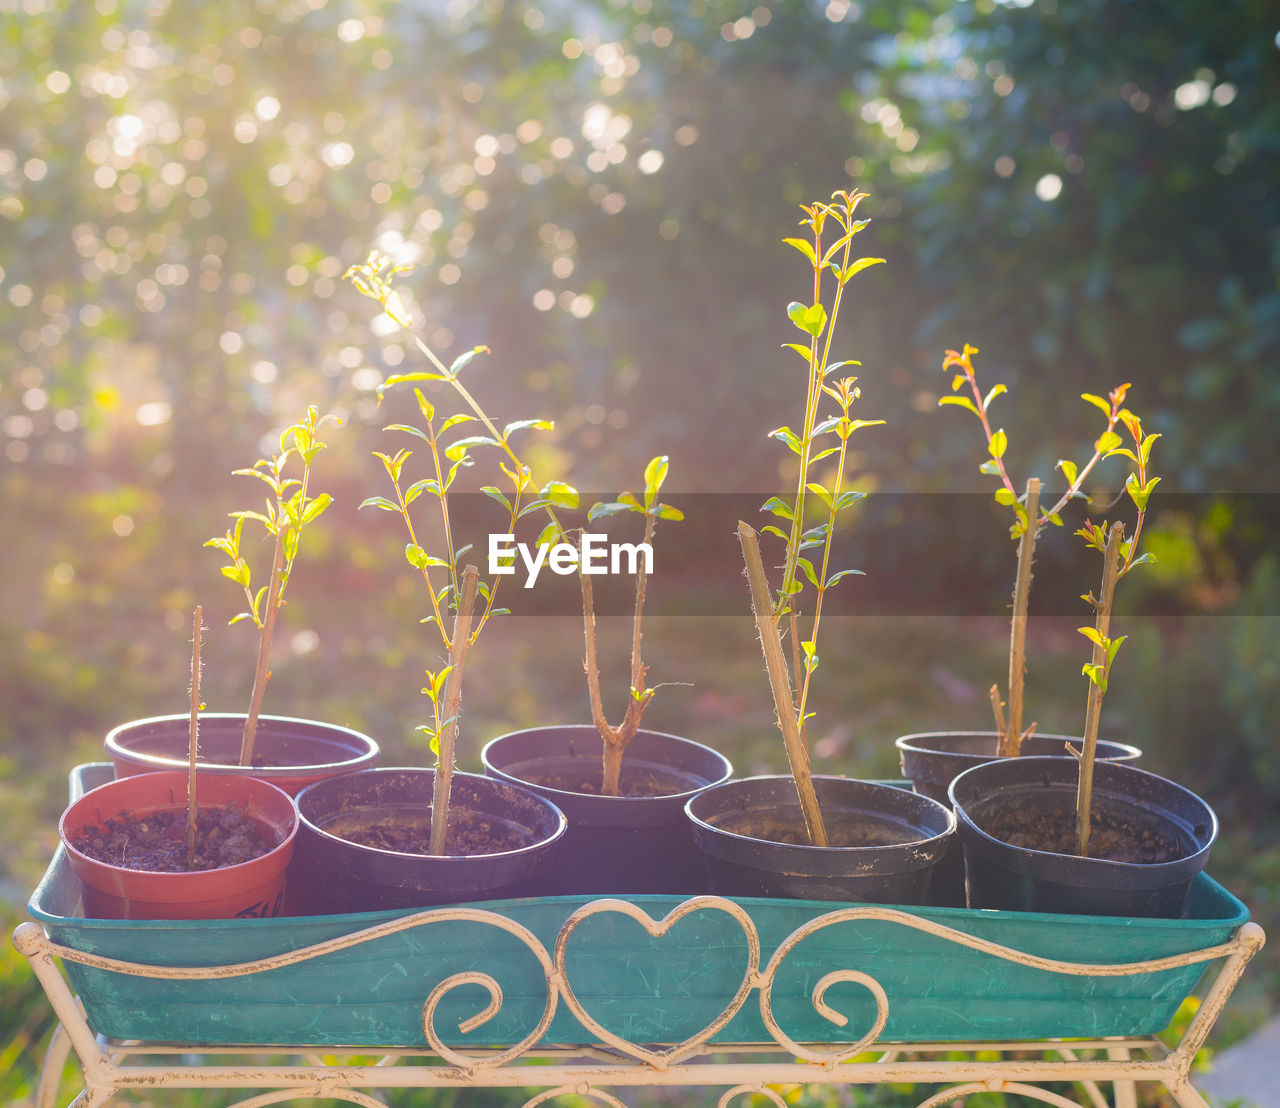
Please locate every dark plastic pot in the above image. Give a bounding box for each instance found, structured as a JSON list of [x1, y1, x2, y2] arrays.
[[293, 768, 567, 913], [896, 731, 1142, 804], [481, 726, 734, 895], [685, 775, 956, 904], [106, 713, 380, 797], [60, 770, 298, 920], [949, 756, 1217, 918]]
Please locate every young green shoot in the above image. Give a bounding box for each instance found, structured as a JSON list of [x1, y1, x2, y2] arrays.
[[939, 343, 1142, 755], [205, 406, 338, 767], [582, 456, 684, 796], [741, 188, 886, 845], [347, 253, 576, 851], [1073, 402, 1159, 856]]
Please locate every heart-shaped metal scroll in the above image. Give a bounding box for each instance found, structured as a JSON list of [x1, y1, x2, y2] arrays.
[[553, 896, 761, 1070]]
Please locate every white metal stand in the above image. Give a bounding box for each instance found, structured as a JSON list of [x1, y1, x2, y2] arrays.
[[13, 899, 1264, 1108]]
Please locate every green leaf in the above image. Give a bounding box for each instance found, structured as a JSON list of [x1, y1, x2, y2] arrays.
[[536, 521, 562, 548], [761, 496, 795, 521], [782, 342, 811, 361], [786, 300, 827, 338], [643, 455, 669, 503], [989, 429, 1008, 459], [979, 459, 1001, 476], [445, 435, 498, 462], [1057, 458, 1079, 486], [834, 256, 886, 284], [994, 487, 1017, 507], [1107, 635, 1127, 665], [1140, 432, 1161, 465], [655, 504, 684, 521], [783, 236, 817, 266], [503, 418, 554, 438], [1106, 447, 1139, 463], [825, 568, 865, 587], [439, 413, 473, 434], [481, 486, 512, 511], [938, 395, 980, 416], [359, 495, 401, 513], [761, 525, 789, 541], [1095, 429, 1123, 454], [588, 500, 632, 520], [448, 345, 489, 376], [384, 422, 431, 443], [616, 490, 642, 511], [403, 478, 440, 505], [1078, 626, 1106, 648], [983, 383, 1007, 409], [1127, 552, 1158, 569], [405, 544, 428, 570], [769, 426, 804, 455], [796, 557, 820, 587], [1081, 393, 1113, 418], [805, 482, 834, 511], [834, 490, 866, 511], [300, 493, 333, 525], [801, 639, 819, 673], [541, 480, 579, 509]]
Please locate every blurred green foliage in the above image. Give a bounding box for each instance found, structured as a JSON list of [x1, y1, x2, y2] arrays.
[[3, 0, 1278, 1102]]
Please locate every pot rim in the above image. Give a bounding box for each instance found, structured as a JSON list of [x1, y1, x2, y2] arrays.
[[685, 773, 956, 855], [948, 755, 1218, 874], [59, 770, 299, 879], [105, 713, 380, 776], [482, 724, 733, 804], [895, 730, 1142, 760], [295, 767, 568, 862]]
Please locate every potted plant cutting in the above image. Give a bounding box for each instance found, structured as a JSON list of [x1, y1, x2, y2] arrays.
[[62, 609, 299, 919], [104, 406, 380, 795], [482, 457, 733, 894], [685, 188, 955, 903], [948, 405, 1218, 916], [289, 254, 567, 912], [896, 346, 1141, 804]]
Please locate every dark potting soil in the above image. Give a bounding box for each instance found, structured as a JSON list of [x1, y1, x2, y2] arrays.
[[69, 806, 275, 872], [710, 811, 921, 847], [522, 767, 691, 798], [320, 805, 533, 856], [972, 796, 1186, 863]]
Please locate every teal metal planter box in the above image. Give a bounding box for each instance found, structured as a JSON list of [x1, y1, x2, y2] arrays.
[[27, 765, 1249, 1052]]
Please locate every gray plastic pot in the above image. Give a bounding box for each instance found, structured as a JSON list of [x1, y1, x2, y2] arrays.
[[685, 775, 956, 904], [949, 756, 1217, 918]]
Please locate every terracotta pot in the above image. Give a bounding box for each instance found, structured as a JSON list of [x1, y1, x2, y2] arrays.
[[105, 713, 379, 796], [949, 756, 1217, 917], [686, 775, 956, 904], [481, 725, 734, 895], [60, 771, 298, 920]]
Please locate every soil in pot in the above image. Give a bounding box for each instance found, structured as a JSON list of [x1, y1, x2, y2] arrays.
[[318, 804, 536, 856], [481, 726, 734, 896], [68, 804, 274, 872]]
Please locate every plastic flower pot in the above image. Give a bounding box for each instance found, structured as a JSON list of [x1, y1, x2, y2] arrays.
[[896, 731, 1142, 805], [481, 725, 734, 895], [685, 775, 956, 904], [105, 713, 379, 797], [293, 768, 568, 913], [59, 770, 298, 920], [949, 755, 1217, 918]]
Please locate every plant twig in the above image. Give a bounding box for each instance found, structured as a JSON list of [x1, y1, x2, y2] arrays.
[[187, 606, 202, 868], [738, 521, 827, 847], [430, 564, 479, 856], [240, 532, 284, 767], [1077, 521, 1123, 858], [988, 684, 1006, 737], [1001, 476, 1040, 756]]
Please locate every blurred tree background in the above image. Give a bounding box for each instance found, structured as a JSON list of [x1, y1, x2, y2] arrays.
[[3, 0, 1279, 1101]]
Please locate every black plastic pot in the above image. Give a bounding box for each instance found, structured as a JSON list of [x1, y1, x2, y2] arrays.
[[685, 775, 956, 904], [481, 726, 733, 895], [949, 756, 1217, 918], [106, 713, 379, 797], [896, 731, 1141, 804], [293, 768, 567, 913]]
